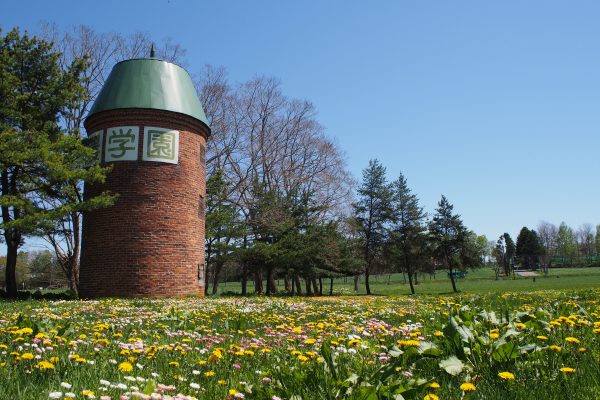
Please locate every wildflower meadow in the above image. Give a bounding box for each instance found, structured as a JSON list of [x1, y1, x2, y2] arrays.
[[1, 290, 599, 400]]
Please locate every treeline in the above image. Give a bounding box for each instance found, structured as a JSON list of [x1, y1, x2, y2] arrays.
[[0, 251, 67, 290], [206, 157, 490, 295], [492, 222, 600, 278]]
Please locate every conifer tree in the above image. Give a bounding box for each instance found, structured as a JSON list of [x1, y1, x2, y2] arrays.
[[388, 173, 426, 294], [428, 195, 467, 293], [351, 159, 393, 295], [0, 28, 112, 297], [515, 227, 544, 269]]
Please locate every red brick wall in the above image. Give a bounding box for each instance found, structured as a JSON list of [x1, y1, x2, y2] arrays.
[[80, 109, 209, 298]]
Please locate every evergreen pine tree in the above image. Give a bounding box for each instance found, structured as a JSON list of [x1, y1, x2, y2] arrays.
[[428, 195, 467, 293], [0, 28, 113, 297], [351, 159, 393, 295], [388, 173, 426, 295]]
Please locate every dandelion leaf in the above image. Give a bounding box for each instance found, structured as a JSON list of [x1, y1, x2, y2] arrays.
[[439, 355, 465, 376]]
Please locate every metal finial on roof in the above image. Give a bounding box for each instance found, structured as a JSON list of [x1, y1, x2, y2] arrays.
[[150, 44, 155, 58]]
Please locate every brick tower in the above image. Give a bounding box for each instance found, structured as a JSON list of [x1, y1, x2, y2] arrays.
[[79, 56, 210, 297]]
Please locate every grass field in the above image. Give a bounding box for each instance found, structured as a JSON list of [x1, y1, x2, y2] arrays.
[[1, 268, 600, 399], [1, 290, 599, 399], [216, 266, 600, 296]]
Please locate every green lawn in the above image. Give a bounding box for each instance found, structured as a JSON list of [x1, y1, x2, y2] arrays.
[[216, 266, 600, 296]]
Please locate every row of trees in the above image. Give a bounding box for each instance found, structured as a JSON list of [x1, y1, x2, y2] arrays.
[[0, 251, 67, 290], [205, 156, 489, 296], [537, 221, 600, 266], [491, 221, 600, 278], [350, 160, 486, 294]]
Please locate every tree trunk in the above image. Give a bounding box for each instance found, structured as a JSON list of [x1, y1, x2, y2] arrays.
[[267, 267, 277, 295], [67, 256, 78, 292], [448, 262, 458, 293], [312, 277, 319, 295], [365, 264, 371, 295], [241, 236, 248, 295], [254, 270, 263, 294], [269, 273, 277, 294], [407, 270, 415, 295], [291, 276, 295, 296], [294, 275, 302, 295], [353, 275, 359, 291], [284, 276, 290, 292], [329, 277, 334, 295], [305, 277, 312, 295], [212, 260, 224, 295], [4, 235, 19, 298], [1, 169, 20, 298], [70, 212, 81, 293], [318, 277, 323, 295]]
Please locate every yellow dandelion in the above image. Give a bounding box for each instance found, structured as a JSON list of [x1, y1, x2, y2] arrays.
[[21, 353, 34, 360], [565, 337, 580, 344], [460, 382, 476, 391], [204, 371, 215, 377], [304, 338, 316, 345], [498, 371, 515, 380], [433, 331, 443, 337], [168, 361, 179, 367], [560, 367, 575, 373], [424, 393, 440, 400], [536, 335, 548, 341], [118, 361, 133, 372], [429, 382, 440, 388], [35, 361, 55, 370], [548, 345, 562, 352]]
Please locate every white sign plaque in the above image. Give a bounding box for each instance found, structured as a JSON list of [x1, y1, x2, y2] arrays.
[[105, 126, 139, 162], [143, 127, 179, 164]]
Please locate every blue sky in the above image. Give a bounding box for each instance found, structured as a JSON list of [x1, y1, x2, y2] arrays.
[[2, 0, 599, 243]]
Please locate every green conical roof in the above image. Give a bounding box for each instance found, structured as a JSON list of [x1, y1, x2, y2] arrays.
[[87, 58, 209, 126]]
